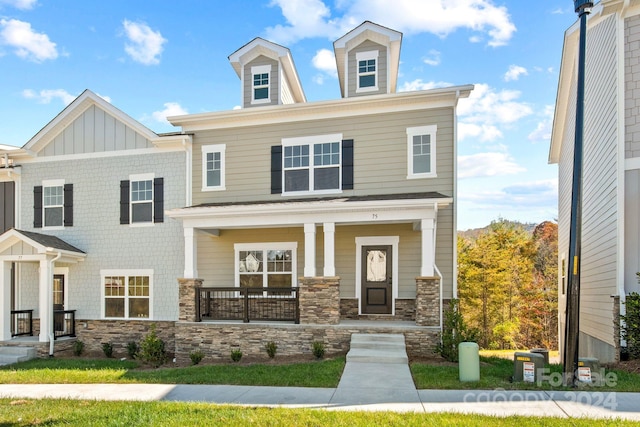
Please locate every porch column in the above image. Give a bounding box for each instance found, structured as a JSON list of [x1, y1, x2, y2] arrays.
[[420, 218, 435, 277], [0, 261, 11, 341], [38, 258, 52, 342], [304, 223, 316, 277], [184, 227, 198, 279], [323, 222, 335, 277]]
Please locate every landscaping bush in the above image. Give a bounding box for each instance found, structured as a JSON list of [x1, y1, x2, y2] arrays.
[[102, 342, 114, 358], [189, 350, 205, 365], [138, 324, 167, 368], [312, 341, 325, 359], [265, 341, 277, 359], [437, 298, 479, 362], [621, 291, 640, 359], [126, 341, 139, 359], [72, 340, 84, 357], [230, 349, 243, 362]]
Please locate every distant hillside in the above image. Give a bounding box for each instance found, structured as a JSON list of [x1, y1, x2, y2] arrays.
[[458, 221, 538, 240]]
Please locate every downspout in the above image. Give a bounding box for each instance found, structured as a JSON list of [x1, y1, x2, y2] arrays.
[[48, 251, 62, 357]]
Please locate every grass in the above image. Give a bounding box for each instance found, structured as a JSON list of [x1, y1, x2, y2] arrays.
[[411, 356, 640, 392], [0, 357, 345, 388], [1, 399, 637, 426]]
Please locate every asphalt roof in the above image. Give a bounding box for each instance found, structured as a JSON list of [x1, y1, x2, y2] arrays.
[[14, 229, 85, 254]]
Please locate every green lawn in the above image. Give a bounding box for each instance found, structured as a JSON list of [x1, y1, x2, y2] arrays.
[[1, 399, 636, 427]]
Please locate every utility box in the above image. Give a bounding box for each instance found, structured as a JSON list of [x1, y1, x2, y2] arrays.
[[458, 342, 480, 382], [577, 357, 600, 385], [513, 352, 545, 383], [530, 348, 549, 365]]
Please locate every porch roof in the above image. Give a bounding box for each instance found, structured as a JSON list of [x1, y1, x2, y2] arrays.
[[0, 228, 86, 262]]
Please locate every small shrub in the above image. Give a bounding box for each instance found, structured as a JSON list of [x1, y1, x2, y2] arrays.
[[72, 340, 84, 357], [189, 350, 205, 365], [230, 349, 243, 363], [138, 324, 167, 368], [102, 342, 114, 358], [265, 341, 278, 359], [621, 290, 640, 359], [126, 341, 139, 359], [312, 341, 325, 359], [436, 298, 479, 362]]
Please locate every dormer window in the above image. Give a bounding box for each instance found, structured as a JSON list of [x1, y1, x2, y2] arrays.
[[356, 51, 378, 93], [252, 65, 271, 104]]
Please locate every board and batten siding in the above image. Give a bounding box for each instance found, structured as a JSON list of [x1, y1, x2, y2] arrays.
[[347, 39, 388, 98], [41, 104, 153, 156], [191, 107, 454, 206], [243, 55, 279, 108]]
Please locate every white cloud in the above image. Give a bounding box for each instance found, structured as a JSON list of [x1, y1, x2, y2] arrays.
[[122, 20, 166, 65], [423, 49, 440, 66], [458, 123, 502, 142], [504, 64, 527, 81], [0, 0, 37, 9], [312, 48, 337, 79], [266, 0, 516, 47], [0, 18, 57, 62], [152, 102, 188, 124], [398, 79, 452, 92], [457, 83, 533, 141], [528, 105, 554, 142], [22, 88, 75, 105], [458, 152, 525, 179]]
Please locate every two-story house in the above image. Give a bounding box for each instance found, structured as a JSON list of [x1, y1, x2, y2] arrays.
[[551, 0, 640, 363]]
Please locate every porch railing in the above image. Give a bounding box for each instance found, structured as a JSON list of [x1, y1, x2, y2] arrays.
[[54, 310, 76, 339], [10, 309, 33, 337], [197, 287, 299, 324]]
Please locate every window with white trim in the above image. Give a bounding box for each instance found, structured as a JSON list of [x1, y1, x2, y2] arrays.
[[251, 64, 271, 104], [102, 270, 152, 319], [202, 144, 226, 191], [130, 173, 153, 224], [356, 50, 378, 92], [235, 243, 297, 292], [282, 134, 342, 194], [43, 179, 64, 228], [407, 125, 437, 179]]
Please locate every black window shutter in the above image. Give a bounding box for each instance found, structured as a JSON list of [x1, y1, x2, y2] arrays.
[[342, 139, 354, 190], [63, 183, 73, 227], [120, 180, 130, 224], [153, 177, 164, 223], [33, 186, 43, 228], [271, 145, 282, 194]]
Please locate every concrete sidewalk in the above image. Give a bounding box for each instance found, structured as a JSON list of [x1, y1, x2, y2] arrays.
[[1, 383, 640, 420]]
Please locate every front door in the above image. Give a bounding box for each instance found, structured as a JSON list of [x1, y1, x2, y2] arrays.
[[53, 274, 64, 332], [361, 245, 392, 314]]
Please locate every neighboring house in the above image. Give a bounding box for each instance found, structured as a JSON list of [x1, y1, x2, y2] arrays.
[[551, 0, 640, 364], [0, 90, 189, 353]]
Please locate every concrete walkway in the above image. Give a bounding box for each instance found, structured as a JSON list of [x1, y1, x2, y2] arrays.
[[1, 333, 640, 420]]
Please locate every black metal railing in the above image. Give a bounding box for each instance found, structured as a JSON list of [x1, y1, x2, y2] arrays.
[[54, 310, 76, 339], [197, 287, 299, 324], [10, 309, 33, 337]]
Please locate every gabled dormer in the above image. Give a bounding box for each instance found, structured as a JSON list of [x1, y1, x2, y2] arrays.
[[333, 21, 402, 98], [228, 38, 306, 109]]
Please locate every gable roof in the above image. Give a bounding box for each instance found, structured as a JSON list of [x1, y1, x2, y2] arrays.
[[228, 37, 306, 103], [333, 21, 403, 97], [0, 228, 86, 262]]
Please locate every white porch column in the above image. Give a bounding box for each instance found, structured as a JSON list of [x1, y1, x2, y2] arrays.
[[38, 258, 52, 342], [0, 261, 11, 341], [304, 223, 316, 277], [184, 227, 198, 279], [420, 218, 435, 277], [323, 222, 336, 276]]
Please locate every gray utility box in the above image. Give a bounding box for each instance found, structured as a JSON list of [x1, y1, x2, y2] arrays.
[[513, 352, 545, 383], [577, 357, 601, 385]]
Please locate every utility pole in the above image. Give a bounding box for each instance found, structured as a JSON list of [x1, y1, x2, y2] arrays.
[[564, 0, 593, 387]]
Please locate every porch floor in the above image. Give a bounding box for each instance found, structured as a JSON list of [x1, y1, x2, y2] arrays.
[[199, 319, 428, 329]]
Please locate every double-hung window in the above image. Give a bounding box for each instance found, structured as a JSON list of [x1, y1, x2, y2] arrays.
[[102, 270, 152, 319], [282, 134, 342, 194], [251, 64, 271, 104], [407, 125, 437, 179], [120, 173, 164, 225], [34, 179, 73, 228], [202, 144, 226, 191], [356, 50, 378, 92], [235, 243, 297, 293]]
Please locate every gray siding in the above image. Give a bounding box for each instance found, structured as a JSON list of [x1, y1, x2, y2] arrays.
[[18, 150, 186, 321], [347, 40, 388, 98], [626, 14, 640, 159], [42, 105, 153, 156], [192, 107, 454, 206], [243, 55, 279, 108], [624, 169, 640, 293]]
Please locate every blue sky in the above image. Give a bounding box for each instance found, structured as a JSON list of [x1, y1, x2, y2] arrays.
[[0, 0, 577, 230]]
